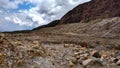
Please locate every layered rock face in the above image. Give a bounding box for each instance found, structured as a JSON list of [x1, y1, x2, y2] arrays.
[[60, 0, 120, 24]]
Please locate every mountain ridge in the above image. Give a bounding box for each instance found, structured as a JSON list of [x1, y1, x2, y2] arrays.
[[60, 0, 120, 24]]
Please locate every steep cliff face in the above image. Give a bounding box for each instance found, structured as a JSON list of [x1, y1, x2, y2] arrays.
[[60, 0, 120, 24]]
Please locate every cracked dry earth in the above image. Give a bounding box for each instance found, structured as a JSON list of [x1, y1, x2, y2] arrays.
[[0, 17, 120, 68]]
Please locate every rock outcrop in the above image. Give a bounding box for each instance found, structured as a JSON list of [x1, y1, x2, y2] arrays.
[[60, 0, 120, 24]]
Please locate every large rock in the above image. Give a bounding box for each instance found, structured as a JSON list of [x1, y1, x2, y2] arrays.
[[60, 0, 120, 24], [116, 60, 120, 66], [92, 51, 101, 58]]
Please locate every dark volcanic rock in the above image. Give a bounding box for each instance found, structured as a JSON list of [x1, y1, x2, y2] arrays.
[[92, 51, 101, 58], [60, 0, 120, 24]]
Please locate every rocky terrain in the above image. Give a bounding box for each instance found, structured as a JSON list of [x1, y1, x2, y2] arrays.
[[0, 17, 119, 68], [0, 0, 120, 68]]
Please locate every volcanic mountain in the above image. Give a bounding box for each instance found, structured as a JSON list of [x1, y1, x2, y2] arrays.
[[60, 0, 120, 24]]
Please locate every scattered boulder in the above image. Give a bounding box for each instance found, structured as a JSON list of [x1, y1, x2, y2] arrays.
[[82, 59, 93, 67], [82, 58, 103, 68], [92, 51, 101, 58], [114, 59, 119, 63], [116, 60, 120, 66]]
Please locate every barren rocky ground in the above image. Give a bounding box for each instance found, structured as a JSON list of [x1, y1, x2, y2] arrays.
[[0, 17, 120, 68]]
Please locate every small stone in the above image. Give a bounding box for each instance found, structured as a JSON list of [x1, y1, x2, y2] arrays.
[[64, 44, 70, 48], [69, 61, 74, 67], [116, 56, 120, 59], [109, 57, 116, 63], [82, 58, 103, 68], [115, 52, 120, 59], [74, 52, 80, 56], [101, 54, 108, 59], [110, 57, 119, 63], [8, 61, 12, 68], [80, 42, 88, 48], [82, 59, 93, 67], [75, 55, 81, 60], [81, 53, 89, 58], [70, 57, 77, 64], [110, 63, 116, 66], [0, 33, 4, 38], [78, 58, 83, 64], [13, 41, 22, 45], [92, 51, 101, 58], [78, 50, 83, 54], [0, 53, 4, 64], [114, 59, 119, 63], [33, 41, 39, 44], [17, 59, 24, 66], [116, 60, 120, 66], [66, 57, 77, 65]]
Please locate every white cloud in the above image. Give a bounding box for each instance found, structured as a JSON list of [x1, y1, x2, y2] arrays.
[[0, 10, 3, 13], [13, 17, 24, 25], [5, 17, 11, 21], [0, 0, 23, 9]]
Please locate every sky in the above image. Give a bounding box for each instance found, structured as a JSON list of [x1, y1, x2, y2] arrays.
[[0, 0, 91, 32]]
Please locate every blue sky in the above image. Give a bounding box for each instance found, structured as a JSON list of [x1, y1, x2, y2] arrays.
[[17, 2, 36, 10], [0, 0, 90, 32]]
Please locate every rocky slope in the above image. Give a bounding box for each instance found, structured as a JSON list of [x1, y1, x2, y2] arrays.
[[33, 17, 120, 38], [1, 17, 120, 68], [60, 0, 120, 24]]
